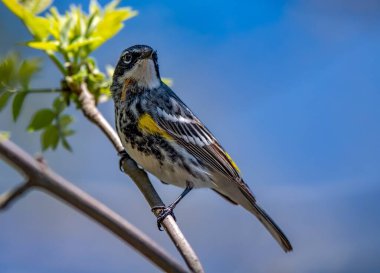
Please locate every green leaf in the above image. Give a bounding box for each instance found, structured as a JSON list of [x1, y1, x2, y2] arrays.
[[61, 137, 72, 151], [12, 91, 28, 121], [66, 37, 101, 51], [89, 0, 100, 14], [0, 52, 19, 88], [2, 0, 26, 19], [0, 131, 10, 141], [0, 92, 13, 111], [88, 3, 137, 50], [21, 0, 53, 14], [26, 41, 59, 52], [23, 13, 51, 39], [63, 129, 75, 136], [2, 1, 51, 38], [105, 65, 114, 78], [105, 0, 121, 11], [41, 125, 59, 150], [19, 58, 41, 89], [47, 7, 61, 39], [60, 15, 75, 46], [59, 114, 73, 128], [53, 96, 66, 113], [162, 78, 173, 87], [28, 108, 55, 131]]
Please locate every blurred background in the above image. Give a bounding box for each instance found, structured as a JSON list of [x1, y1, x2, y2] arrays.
[[1, 0, 380, 272]]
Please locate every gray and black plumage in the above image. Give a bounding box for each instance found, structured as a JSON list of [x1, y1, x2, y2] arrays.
[[110, 44, 293, 252]]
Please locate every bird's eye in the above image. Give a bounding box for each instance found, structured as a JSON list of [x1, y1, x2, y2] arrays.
[[123, 53, 132, 64]]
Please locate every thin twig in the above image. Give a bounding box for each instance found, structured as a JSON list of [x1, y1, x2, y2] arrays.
[[0, 88, 61, 95], [122, 158, 203, 273], [0, 139, 188, 273], [0, 180, 33, 210], [27, 88, 62, 94], [75, 81, 204, 273]]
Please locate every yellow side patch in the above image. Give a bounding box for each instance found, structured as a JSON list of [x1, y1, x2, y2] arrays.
[[224, 152, 240, 172], [138, 114, 172, 140]]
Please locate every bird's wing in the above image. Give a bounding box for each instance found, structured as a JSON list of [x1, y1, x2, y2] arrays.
[[151, 89, 241, 181]]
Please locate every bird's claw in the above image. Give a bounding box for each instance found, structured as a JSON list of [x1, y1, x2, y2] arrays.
[[152, 206, 177, 231], [118, 150, 129, 172]]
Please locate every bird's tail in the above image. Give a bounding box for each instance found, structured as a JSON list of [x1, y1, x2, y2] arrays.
[[213, 179, 293, 252], [245, 201, 293, 252]]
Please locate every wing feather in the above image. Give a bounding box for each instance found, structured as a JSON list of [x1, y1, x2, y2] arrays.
[[153, 105, 240, 180]]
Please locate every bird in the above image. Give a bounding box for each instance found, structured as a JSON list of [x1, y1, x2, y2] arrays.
[[110, 44, 292, 252]]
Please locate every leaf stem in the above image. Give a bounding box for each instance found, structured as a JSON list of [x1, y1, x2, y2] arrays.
[[27, 88, 62, 94], [47, 53, 66, 75]]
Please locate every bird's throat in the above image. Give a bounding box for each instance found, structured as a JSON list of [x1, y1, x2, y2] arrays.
[[122, 59, 160, 90]]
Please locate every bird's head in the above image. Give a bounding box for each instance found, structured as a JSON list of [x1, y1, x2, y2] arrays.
[[111, 45, 161, 96]]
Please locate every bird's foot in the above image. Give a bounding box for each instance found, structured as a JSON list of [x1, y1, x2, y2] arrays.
[[118, 150, 129, 172], [151, 205, 177, 231]]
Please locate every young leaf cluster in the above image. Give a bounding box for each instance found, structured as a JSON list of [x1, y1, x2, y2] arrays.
[[0, 53, 73, 150], [0, 52, 41, 121], [2, 0, 136, 101], [28, 97, 74, 151], [1, 0, 137, 151]]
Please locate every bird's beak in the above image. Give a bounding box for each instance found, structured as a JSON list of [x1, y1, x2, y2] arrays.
[[141, 48, 153, 59]]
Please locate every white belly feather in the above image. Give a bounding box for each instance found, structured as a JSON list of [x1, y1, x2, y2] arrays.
[[120, 137, 213, 189]]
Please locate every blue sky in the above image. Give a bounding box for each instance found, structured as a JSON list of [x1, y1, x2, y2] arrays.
[[1, 1, 380, 272]]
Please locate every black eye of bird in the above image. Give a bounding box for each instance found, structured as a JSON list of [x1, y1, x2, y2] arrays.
[[123, 53, 132, 64]]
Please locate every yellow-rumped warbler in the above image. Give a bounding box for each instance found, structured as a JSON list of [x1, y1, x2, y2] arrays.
[[111, 45, 292, 252]]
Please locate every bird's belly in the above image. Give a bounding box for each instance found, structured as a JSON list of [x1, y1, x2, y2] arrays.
[[121, 139, 212, 189]]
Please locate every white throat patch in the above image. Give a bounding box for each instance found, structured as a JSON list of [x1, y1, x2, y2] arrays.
[[119, 59, 160, 89]]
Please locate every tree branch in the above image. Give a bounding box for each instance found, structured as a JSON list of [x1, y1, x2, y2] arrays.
[[0, 180, 33, 210], [76, 82, 204, 273], [0, 139, 188, 273]]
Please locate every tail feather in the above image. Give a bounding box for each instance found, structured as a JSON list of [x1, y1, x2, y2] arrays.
[[248, 202, 293, 252], [212, 179, 293, 252], [238, 185, 293, 252]]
